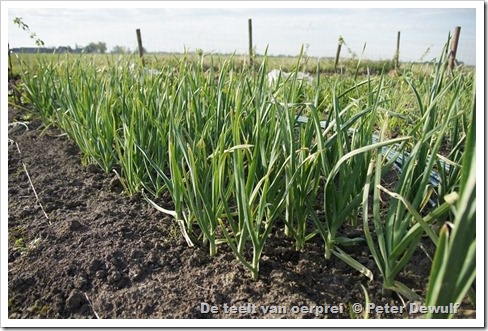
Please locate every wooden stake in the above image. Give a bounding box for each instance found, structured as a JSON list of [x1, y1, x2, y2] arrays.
[[448, 26, 461, 70], [248, 18, 253, 67], [136, 28, 145, 67], [8, 43, 13, 79], [395, 31, 401, 69], [334, 40, 343, 72]]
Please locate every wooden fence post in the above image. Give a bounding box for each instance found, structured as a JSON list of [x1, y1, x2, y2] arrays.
[[394, 31, 401, 69], [448, 26, 461, 70], [8, 43, 13, 79], [136, 28, 145, 67], [248, 18, 253, 67], [334, 37, 344, 72]]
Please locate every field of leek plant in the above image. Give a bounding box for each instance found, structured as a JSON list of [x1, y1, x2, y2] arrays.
[[14, 44, 475, 318]]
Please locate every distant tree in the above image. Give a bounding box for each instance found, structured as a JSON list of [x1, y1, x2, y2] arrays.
[[84, 42, 98, 53], [111, 45, 130, 54], [97, 42, 107, 54], [84, 41, 107, 54]]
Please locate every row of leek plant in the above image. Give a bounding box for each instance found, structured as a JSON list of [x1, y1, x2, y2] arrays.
[[16, 48, 474, 296], [143, 55, 411, 280]]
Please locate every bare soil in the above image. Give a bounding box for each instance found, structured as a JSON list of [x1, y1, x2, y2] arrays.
[[6, 105, 474, 319]]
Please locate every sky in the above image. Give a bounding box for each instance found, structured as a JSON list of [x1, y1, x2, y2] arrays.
[[5, 3, 478, 65]]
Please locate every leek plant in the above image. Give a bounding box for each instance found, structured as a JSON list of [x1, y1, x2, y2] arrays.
[[53, 57, 118, 172], [305, 74, 409, 280], [280, 106, 321, 251], [424, 90, 476, 318], [433, 72, 475, 212], [18, 56, 60, 124], [362, 48, 471, 300], [137, 56, 236, 250], [113, 64, 174, 195], [275, 66, 322, 251], [218, 62, 291, 280]]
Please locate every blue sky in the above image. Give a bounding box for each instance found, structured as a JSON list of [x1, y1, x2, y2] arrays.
[[6, 3, 478, 65]]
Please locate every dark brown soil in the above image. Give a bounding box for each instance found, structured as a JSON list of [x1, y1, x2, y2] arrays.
[[7, 105, 474, 320]]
